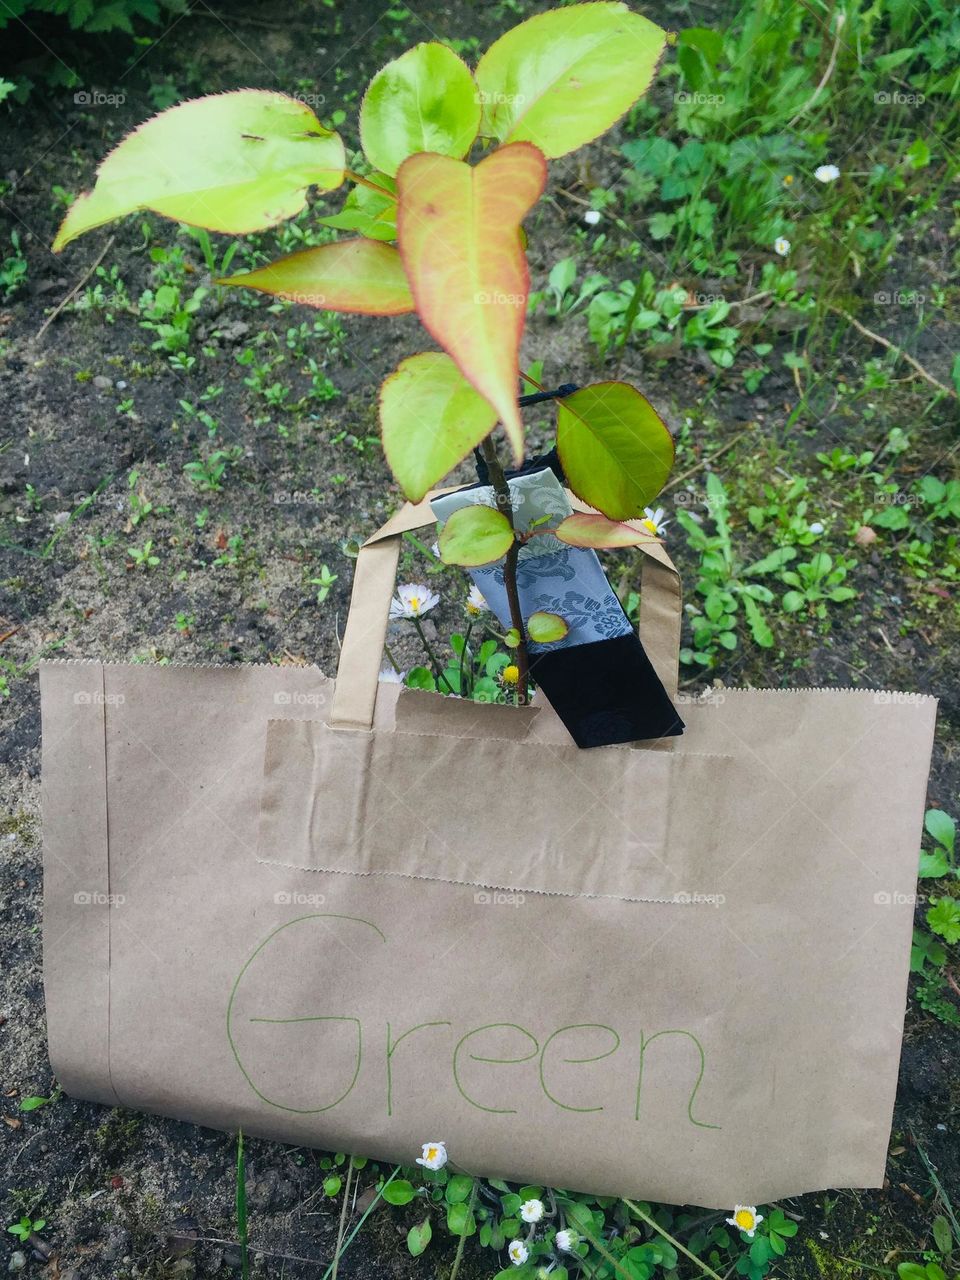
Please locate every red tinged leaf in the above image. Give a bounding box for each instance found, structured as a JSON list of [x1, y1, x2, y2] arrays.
[[218, 239, 414, 315], [554, 512, 658, 548], [396, 143, 547, 461]]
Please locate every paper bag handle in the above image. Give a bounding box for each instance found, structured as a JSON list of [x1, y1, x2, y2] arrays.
[[331, 490, 682, 731]]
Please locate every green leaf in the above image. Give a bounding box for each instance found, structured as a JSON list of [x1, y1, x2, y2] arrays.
[[782, 590, 805, 612], [19, 1096, 49, 1112], [743, 547, 796, 575], [322, 1175, 342, 1196], [445, 1175, 475, 1205], [919, 850, 950, 879], [742, 594, 773, 648], [319, 172, 397, 241], [407, 1219, 432, 1256], [383, 1179, 416, 1205], [905, 137, 930, 169], [897, 1266, 930, 1280], [927, 896, 960, 944], [405, 667, 437, 691], [932, 1215, 953, 1254], [361, 42, 481, 178], [446, 1201, 476, 1236], [53, 90, 344, 251], [475, 2, 666, 158], [380, 352, 498, 501], [218, 239, 414, 315], [527, 611, 569, 643], [925, 809, 956, 854], [439, 505, 514, 567], [556, 381, 674, 520]]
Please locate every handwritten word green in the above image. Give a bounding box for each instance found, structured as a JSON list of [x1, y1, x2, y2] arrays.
[[227, 914, 720, 1130]]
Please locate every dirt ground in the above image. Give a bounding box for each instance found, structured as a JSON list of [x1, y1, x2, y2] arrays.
[[1, 1, 958, 1277]]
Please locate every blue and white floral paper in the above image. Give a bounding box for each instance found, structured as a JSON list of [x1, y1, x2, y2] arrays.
[[431, 469, 633, 653]]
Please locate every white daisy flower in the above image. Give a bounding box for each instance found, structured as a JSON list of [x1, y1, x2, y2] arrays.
[[508, 1240, 529, 1266], [641, 506, 670, 537], [520, 1198, 545, 1224], [390, 583, 440, 620], [814, 164, 840, 183], [726, 1205, 764, 1237], [583, 209, 602, 226], [466, 584, 488, 615], [774, 237, 791, 257], [555, 1228, 578, 1253], [808, 521, 824, 534], [430, 540, 441, 559], [378, 667, 405, 683], [415, 1140, 447, 1171]]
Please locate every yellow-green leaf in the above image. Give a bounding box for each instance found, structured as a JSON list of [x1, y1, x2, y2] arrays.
[[439, 505, 514, 567], [53, 90, 345, 252], [218, 239, 414, 315], [554, 512, 656, 548], [527, 611, 569, 643], [318, 173, 397, 241], [397, 143, 547, 461], [475, 2, 666, 158], [360, 42, 481, 179], [556, 382, 674, 520], [380, 352, 498, 501]]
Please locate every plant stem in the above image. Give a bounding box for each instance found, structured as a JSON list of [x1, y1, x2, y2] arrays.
[[459, 619, 475, 697], [412, 617, 456, 694], [343, 169, 397, 200], [320, 1167, 401, 1280], [448, 1179, 478, 1280], [620, 1199, 725, 1280], [330, 1157, 354, 1280], [478, 434, 529, 706], [235, 1132, 249, 1280]]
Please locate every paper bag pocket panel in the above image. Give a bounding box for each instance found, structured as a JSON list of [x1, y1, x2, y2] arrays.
[[258, 716, 735, 902]]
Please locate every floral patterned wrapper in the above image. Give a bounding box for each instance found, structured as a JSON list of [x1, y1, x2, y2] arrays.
[[431, 469, 683, 746]]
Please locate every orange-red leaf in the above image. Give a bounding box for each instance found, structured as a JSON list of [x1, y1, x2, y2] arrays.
[[554, 512, 657, 548], [218, 239, 414, 315], [396, 143, 547, 462]]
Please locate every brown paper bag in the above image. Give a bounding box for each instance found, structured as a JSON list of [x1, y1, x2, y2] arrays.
[[40, 493, 937, 1209]]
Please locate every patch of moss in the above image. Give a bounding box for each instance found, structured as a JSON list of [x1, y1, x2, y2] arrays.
[[0, 811, 33, 837], [93, 1108, 144, 1160], [806, 1238, 869, 1279]]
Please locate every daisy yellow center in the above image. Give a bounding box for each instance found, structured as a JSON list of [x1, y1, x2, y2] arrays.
[[735, 1210, 755, 1231], [783, 174, 793, 185], [642, 518, 658, 534], [502, 664, 519, 685], [425, 1147, 439, 1161], [409, 596, 421, 613]]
